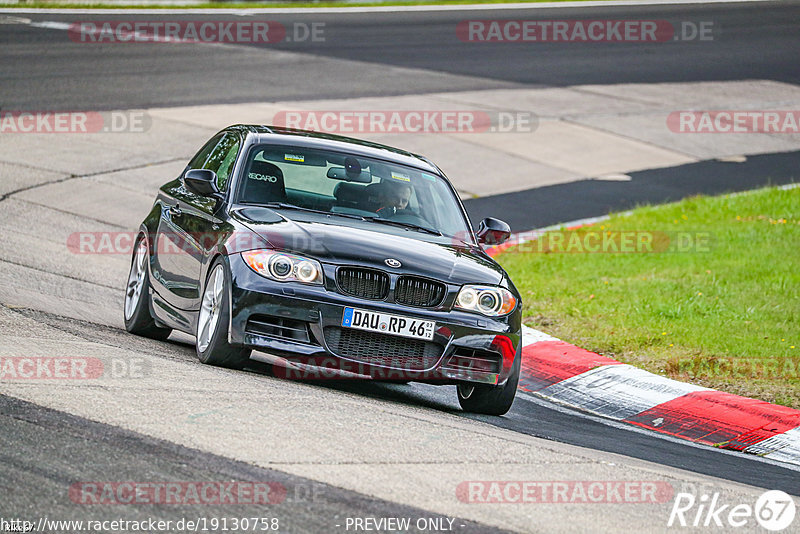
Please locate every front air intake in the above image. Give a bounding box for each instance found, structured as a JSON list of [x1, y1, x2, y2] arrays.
[[336, 267, 390, 300], [394, 276, 447, 308]]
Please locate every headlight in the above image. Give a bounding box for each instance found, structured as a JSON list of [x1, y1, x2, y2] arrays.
[[454, 285, 517, 316], [241, 250, 323, 285]]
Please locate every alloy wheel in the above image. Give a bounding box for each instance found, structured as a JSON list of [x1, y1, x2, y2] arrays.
[[124, 239, 148, 321], [197, 265, 225, 353]]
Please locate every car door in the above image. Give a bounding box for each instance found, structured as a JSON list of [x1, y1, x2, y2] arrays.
[[154, 132, 241, 312]]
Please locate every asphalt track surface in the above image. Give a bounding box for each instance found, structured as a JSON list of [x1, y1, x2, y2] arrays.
[[11, 306, 800, 494], [0, 393, 505, 533], [1, 2, 800, 532], [1, 2, 799, 109], [3, 1, 800, 227], [464, 149, 800, 230]]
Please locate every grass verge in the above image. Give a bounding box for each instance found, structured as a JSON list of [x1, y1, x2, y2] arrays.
[[497, 185, 800, 408]]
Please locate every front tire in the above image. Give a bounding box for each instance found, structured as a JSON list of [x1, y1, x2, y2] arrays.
[[457, 343, 521, 416], [124, 236, 172, 341], [195, 258, 251, 369]]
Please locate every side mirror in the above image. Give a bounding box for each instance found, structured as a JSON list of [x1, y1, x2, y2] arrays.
[[183, 169, 222, 198], [476, 217, 511, 245]]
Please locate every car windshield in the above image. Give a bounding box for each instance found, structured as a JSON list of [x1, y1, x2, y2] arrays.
[[235, 144, 472, 240]]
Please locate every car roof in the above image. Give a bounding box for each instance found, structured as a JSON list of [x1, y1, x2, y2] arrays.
[[225, 125, 442, 175]]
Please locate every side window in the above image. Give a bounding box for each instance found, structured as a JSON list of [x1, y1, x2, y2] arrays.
[[204, 134, 241, 192], [188, 134, 223, 170]]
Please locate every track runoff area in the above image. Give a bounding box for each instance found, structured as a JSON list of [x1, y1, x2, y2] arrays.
[[1, 1, 799, 532], [480, 186, 800, 471]]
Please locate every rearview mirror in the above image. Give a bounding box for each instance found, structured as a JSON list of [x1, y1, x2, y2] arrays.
[[476, 217, 511, 245], [326, 166, 372, 183], [183, 169, 222, 198]]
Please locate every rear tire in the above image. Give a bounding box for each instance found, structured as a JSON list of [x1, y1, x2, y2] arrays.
[[124, 236, 172, 341], [195, 258, 251, 369], [457, 343, 520, 416]]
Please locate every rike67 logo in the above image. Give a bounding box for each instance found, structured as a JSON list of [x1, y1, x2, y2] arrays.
[[668, 490, 796, 531]]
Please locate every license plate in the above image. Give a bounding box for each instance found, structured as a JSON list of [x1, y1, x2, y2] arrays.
[[342, 307, 435, 341]]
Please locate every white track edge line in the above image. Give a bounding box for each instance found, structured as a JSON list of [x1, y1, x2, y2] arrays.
[[0, 0, 777, 15]]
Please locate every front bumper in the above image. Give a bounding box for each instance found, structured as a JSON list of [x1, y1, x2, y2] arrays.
[[227, 254, 521, 385]]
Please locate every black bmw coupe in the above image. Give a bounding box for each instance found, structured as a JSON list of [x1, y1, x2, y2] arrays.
[[124, 125, 522, 414]]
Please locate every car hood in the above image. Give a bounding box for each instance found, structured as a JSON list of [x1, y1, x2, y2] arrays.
[[232, 207, 505, 286]]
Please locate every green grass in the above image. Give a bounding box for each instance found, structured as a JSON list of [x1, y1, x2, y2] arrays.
[[497, 185, 800, 408], [0, 0, 611, 9]]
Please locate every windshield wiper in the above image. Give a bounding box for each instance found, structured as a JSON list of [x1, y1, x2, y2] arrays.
[[259, 202, 364, 220], [363, 217, 442, 236]]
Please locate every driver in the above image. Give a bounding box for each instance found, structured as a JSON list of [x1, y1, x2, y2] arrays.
[[375, 180, 412, 216]]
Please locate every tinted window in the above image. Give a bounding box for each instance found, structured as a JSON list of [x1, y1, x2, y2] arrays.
[[188, 133, 223, 170], [203, 133, 240, 191]]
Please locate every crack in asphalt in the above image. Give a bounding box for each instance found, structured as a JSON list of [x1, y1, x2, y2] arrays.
[[0, 257, 120, 291], [0, 156, 185, 204], [0, 172, 76, 203]]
